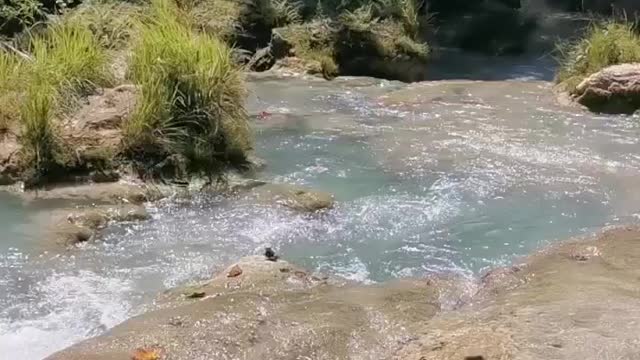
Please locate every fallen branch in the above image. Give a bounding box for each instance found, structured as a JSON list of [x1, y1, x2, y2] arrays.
[[0, 41, 33, 61]]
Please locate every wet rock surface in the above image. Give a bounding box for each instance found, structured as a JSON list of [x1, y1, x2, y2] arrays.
[[47, 256, 441, 360], [574, 63, 640, 114], [43, 204, 150, 247], [46, 227, 640, 359], [19, 182, 150, 206], [248, 183, 334, 212]]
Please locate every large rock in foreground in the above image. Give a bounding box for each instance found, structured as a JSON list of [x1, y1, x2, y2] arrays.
[[47, 256, 443, 360], [574, 63, 640, 114], [46, 226, 640, 360]]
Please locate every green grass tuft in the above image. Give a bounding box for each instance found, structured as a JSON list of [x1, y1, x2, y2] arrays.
[[63, 1, 142, 50], [376, 0, 422, 39], [556, 21, 640, 93], [3, 20, 113, 179], [126, 0, 251, 179], [252, 0, 303, 28], [0, 51, 24, 133]]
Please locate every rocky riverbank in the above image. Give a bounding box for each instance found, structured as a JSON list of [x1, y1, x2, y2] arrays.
[[46, 226, 640, 360]]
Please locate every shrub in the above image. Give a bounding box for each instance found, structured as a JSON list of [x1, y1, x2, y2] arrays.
[[126, 0, 251, 179], [556, 21, 640, 93], [0, 0, 43, 35]]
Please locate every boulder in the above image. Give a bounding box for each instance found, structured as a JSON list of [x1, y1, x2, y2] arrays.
[[574, 63, 640, 114], [21, 183, 150, 205], [46, 204, 150, 246], [249, 183, 334, 212]]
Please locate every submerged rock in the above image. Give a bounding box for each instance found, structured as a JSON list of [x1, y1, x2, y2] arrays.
[[249, 183, 334, 212], [574, 63, 640, 114], [21, 182, 150, 205], [45, 204, 150, 246]]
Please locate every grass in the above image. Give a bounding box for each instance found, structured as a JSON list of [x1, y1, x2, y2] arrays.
[[376, 0, 422, 39], [126, 0, 251, 179], [279, 19, 339, 77], [62, 1, 142, 50], [252, 0, 303, 28], [556, 21, 640, 92], [186, 0, 244, 40], [0, 51, 24, 134], [0, 19, 113, 181]]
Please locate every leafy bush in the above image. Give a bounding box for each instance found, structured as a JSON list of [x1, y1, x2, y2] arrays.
[[0, 0, 43, 35], [556, 21, 640, 92], [126, 0, 251, 179]]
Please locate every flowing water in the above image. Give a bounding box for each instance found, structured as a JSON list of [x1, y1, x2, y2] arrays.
[[2, 56, 640, 359]]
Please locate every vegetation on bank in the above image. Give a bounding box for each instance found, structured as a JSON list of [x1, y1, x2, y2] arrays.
[[269, 0, 431, 79], [0, 0, 250, 186], [1, 18, 112, 181], [556, 21, 640, 93], [126, 0, 250, 179]]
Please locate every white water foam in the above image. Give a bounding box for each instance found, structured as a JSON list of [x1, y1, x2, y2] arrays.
[[0, 271, 133, 360]]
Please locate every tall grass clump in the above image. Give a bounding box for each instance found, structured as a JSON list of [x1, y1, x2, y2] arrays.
[[252, 0, 303, 27], [376, 0, 423, 39], [21, 20, 112, 178], [63, 1, 142, 50], [556, 21, 640, 93], [186, 0, 244, 40], [127, 0, 251, 179], [0, 51, 25, 133]]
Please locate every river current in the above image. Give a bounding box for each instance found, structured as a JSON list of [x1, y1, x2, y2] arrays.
[[2, 55, 640, 359]]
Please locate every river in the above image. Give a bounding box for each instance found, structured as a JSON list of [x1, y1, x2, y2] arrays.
[[2, 53, 640, 359]]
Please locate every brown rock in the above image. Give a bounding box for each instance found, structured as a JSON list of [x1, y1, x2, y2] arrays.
[[574, 63, 640, 114], [227, 265, 243, 278], [250, 183, 334, 212]]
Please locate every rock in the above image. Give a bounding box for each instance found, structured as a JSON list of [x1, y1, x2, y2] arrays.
[[49, 222, 94, 247], [186, 291, 206, 299], [245, 154, 267, 172], [70, 204, 150, 229], [249, 183, 334, 212], [227, 264, 243, 278], [46, 256, 443, 360], [89, 170, 120, 183], [574, 63, 640, 114], [45, 204, 149, 247], [22, 183, 149, 205], [271, 27, 293, 60]]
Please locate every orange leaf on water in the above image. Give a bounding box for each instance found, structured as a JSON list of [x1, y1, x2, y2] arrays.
[[131, 348, 160, 360]]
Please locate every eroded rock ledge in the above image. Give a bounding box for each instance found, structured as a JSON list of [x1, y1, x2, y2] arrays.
[[46, 226, 640, 360], [569, 63, 640, 114]]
